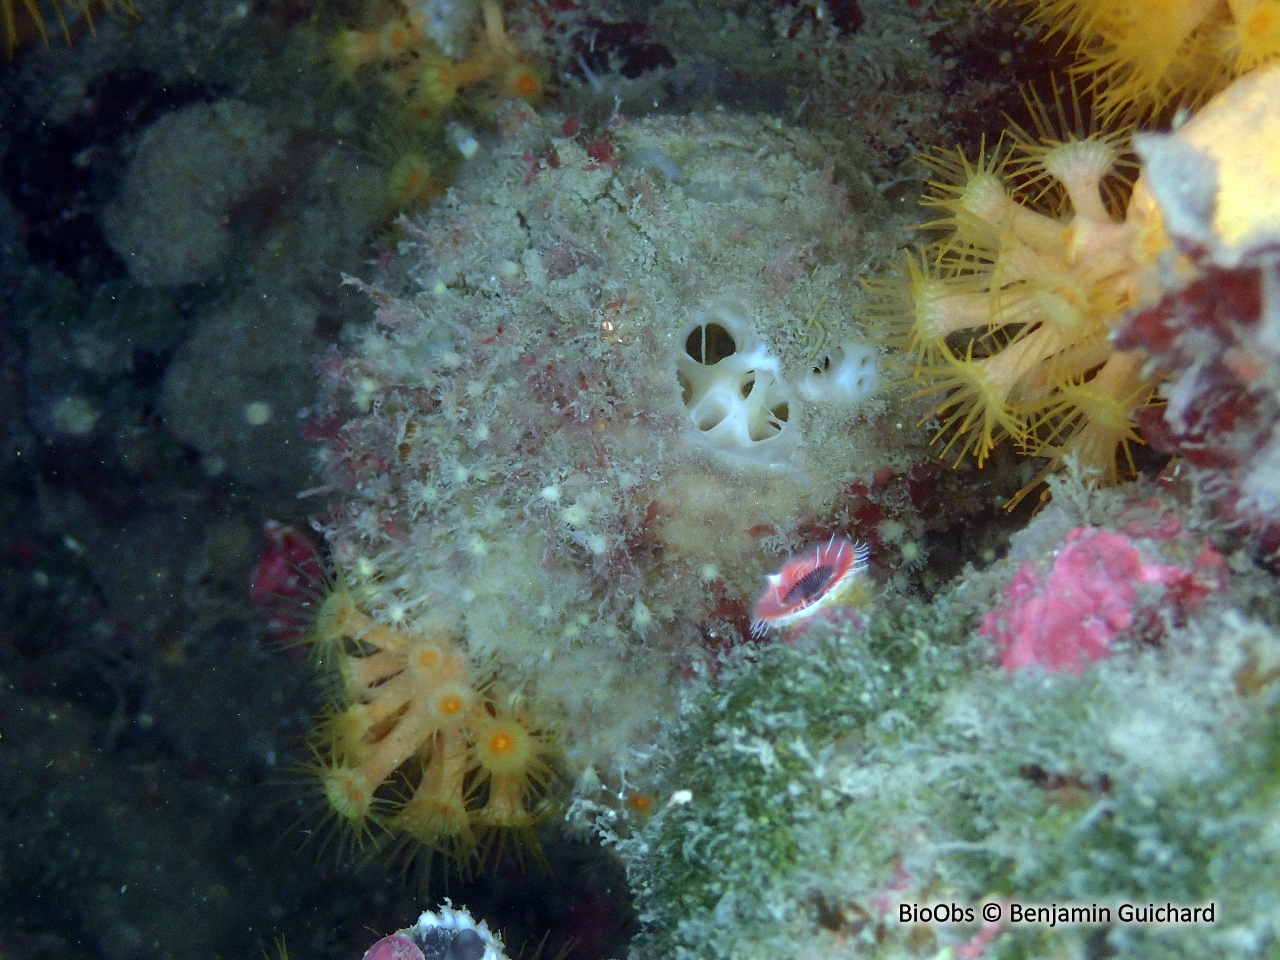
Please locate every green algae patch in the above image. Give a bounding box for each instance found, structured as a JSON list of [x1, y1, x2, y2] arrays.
[[621, 547, 1280, 960], [625, 597, 977, 960]]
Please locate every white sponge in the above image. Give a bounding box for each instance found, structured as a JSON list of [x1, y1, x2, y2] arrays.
[[676, 304, 797, 467], [798, 341, 878, 405], [674, 306, 879, 467]]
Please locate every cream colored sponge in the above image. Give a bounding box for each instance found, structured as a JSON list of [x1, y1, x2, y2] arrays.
[[676, 303, 797, 467]]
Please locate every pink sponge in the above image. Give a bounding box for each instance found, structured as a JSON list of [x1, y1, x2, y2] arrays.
[[980, 526, 1224, 674]]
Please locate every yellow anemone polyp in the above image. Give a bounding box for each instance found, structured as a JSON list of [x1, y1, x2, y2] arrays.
[[312, 587, 375, 648], [387, 154, 441, 208], [993, 0, 1280, 119], [474, 716, 539, 777], [425, 681, 476, 728], [320, 764, 375, 824], [392, 786, 474, 849], [3, 0, 135, 57], [873, 83, 1171, 502], [301, 584, 562, 874], [499, 61, 546, 103], [328, 0, 542, 125]]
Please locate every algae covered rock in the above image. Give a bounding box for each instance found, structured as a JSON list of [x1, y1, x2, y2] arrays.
[[305, 102, 930, 845], [618, 480, 1280, 960], [102, 99, 287, 287], [160, 285, 322, 489]]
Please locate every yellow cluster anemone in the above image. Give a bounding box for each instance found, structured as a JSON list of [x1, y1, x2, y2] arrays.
[[871, 91, 1167, 505], [331, 0, 544, 122], [993, 0, 1280, 119], [305, 585, 559, 874], [386, 152, 444, 208], [3, 0, 133, 57]]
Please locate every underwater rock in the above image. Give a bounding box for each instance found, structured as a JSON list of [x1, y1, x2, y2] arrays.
[[101, 99, 287, 287], [304, 102, 930, 835]]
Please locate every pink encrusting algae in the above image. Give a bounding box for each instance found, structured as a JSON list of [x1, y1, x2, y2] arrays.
[[980, 525, 1227, 673]]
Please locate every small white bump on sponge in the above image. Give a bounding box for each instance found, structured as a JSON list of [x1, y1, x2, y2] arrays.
[[798, 341, 878, 405]]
